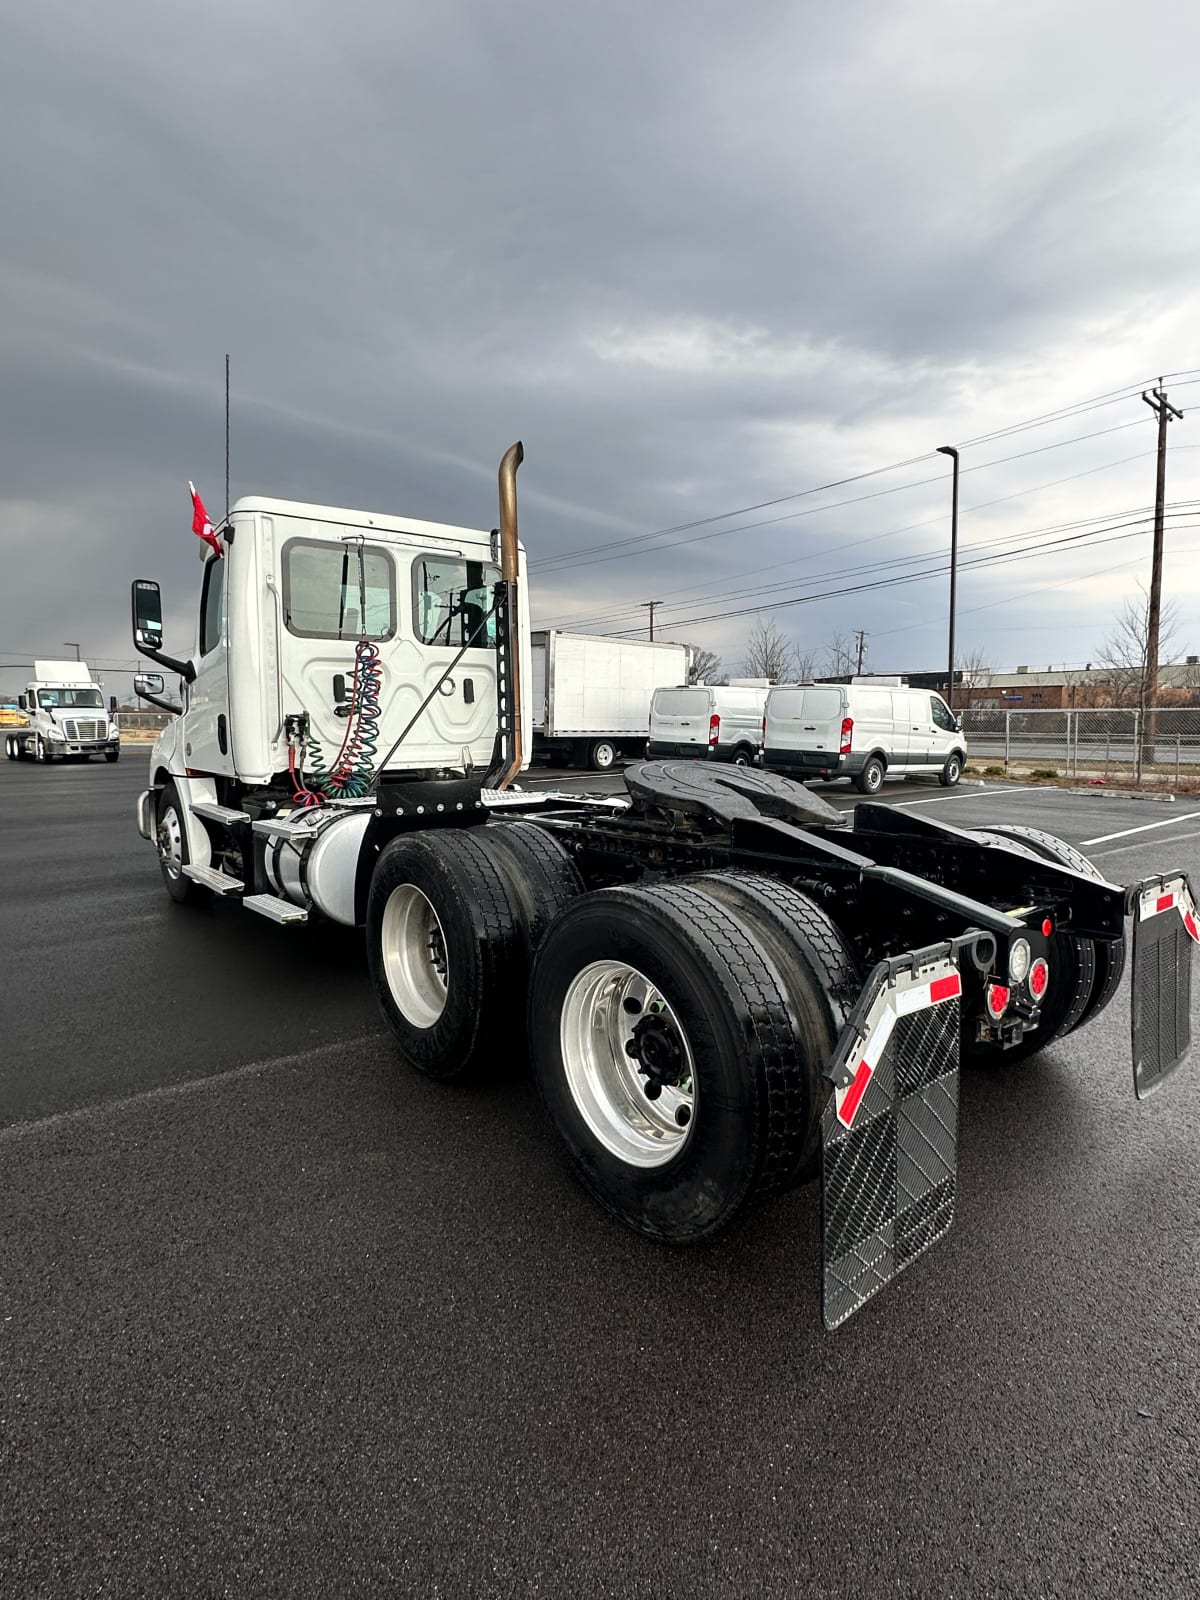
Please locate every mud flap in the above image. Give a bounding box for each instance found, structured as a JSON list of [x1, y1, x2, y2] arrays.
[[1131, 875, 1198, 1099], [821, 946, 968, 1330]]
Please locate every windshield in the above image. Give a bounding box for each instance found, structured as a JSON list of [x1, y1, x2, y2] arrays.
[[38, 688, 104, 709]]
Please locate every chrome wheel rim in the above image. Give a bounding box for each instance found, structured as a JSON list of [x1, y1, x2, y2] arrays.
[[157, 805, 183, 879], [381, 884, 449, 1029], [594, 743, 615, 769], [560, 960, 695, 1168]]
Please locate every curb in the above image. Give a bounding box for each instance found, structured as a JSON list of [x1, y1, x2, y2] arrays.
[[1066, 787, 1177, 804]]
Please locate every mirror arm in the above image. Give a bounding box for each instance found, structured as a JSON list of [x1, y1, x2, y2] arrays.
[[134, 638, 195, 682], [136, 688, 182, 715]]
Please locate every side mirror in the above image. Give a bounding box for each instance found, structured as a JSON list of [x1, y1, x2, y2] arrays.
[[132, 579, 164, 650], [134, 673, 165, 697], [109, 695, 118, 715], [955, 714, 964, 733], [17, 694, 26, 711]]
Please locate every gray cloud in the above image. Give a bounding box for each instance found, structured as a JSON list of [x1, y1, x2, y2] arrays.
[[2, 0, 1199, 697]]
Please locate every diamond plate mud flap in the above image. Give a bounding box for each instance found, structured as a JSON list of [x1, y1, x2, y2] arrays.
[[821, 943, 975, 1331], [1131, 874, 1198, 1098]]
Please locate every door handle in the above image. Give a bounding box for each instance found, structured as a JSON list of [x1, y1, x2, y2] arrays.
[[803, 725, 816, 731]]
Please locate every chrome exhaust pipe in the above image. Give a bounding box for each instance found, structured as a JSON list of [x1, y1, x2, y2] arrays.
[[495, 441, 524, 789]]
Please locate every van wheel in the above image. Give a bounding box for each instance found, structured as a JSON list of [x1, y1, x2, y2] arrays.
[[854, 756, 884, 795], [529, 880, 826, 1240], [730, 744, 755, 767], [939, 753, 963, 787], [589, 739, 617, 771]]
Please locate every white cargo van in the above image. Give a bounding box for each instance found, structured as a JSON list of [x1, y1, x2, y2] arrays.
[[648, 684, 768, 765], [761, 681, 966, 793]]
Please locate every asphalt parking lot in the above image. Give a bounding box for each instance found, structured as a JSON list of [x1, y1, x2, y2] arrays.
[[3, 758, 1199, 1598]]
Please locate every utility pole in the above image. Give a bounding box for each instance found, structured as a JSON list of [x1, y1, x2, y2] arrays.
[[1141, 382, 1183, 769], [641, 601, 662, 641], [854, 629, 867, 675], [64, 641, 80, 661], [936, 445, 960, 710]]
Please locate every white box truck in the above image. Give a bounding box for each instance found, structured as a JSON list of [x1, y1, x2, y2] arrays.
[[4, 660, 121, 764], [531, 630, 689, 770]]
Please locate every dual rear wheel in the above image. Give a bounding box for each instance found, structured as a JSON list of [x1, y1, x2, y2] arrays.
[[366, 827, 857, 1241]]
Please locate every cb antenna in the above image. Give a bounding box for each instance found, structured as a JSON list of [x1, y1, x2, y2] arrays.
[[224, 353, 231, 524]]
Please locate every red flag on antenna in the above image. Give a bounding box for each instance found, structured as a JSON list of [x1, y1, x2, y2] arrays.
[[189, 482, 223, 557]]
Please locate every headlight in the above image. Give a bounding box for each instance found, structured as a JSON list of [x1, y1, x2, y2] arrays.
[[47, 727, 66, 742], [1008, 937, 1032, 984]]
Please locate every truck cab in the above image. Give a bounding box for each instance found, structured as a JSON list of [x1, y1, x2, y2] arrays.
[[3, 661, 120, 764], [132, 495, 531, 886]]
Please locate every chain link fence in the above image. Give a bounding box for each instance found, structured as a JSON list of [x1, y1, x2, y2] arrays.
[[961, 707, 1200, 783]]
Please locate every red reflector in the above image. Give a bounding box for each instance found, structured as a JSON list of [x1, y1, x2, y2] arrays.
[[1041, 918, 1053, 937], [1029, 958, 1049, 998], [929, 973, 961, 1003], [986, 983, 1010, 1019], [708, 713, 720, 746], [1186, 910, 1199, 944], [837, 1059, 873, 1129], [839, 716, 853, 755], [1156, 893, 1174, 914]]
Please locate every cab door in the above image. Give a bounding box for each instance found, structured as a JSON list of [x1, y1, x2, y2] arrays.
[[184, 552, 234, 775], [406, 550, 502, 767]]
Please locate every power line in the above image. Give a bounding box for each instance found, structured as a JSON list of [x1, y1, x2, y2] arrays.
[[532, 370, 1200, 576]]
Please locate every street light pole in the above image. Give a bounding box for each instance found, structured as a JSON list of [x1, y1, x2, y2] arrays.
[[936, 446, 960, 709], [64, 641, 81, 661]]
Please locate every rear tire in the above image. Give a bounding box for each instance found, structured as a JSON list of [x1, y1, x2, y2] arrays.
[[4, 737, 15, 760], [529, 880, 828, 1241], [854, 755, 884, 795], [589, 739, 617, 771], [730, 744, 756, 767]]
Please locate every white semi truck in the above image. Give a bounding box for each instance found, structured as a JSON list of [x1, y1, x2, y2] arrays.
[[531, 630, 689, 770], [4, 660, 121, 763], [130, 442, 1197, 1329]]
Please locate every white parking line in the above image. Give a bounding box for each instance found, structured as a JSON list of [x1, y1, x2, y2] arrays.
[[1091, 827, 1200, 860], [894, 786, 1040, 809], [1080, 810, 1200, 847]]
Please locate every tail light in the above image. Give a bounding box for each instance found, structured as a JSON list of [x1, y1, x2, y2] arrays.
[[840, 716, 853, 755], [760, 714, 767, 750], [986, 983, 1010, 1020], [1029, 957, 1049, 999], [708, 713, 720, 747]]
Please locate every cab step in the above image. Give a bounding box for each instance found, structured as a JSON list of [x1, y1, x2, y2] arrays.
[[182, 864, 244, 895], [243, 893, 308, 925], [191, 802, 251, 826]]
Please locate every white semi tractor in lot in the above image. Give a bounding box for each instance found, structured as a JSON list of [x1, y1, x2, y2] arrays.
[[4, 660, 121, 763], [130, 442, 1198, 1328], [531, 630, 689, 770]]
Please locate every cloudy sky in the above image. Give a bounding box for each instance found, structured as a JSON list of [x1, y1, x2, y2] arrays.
[[3, 0, 1200, 698]]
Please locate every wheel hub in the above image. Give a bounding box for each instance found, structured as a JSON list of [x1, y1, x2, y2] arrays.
[[624, 1011, 687, 1092]]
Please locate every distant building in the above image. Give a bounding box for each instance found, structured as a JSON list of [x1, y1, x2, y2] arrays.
[[816, 661, 1200, 710]]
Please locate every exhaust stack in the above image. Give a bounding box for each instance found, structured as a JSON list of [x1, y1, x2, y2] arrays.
[[493, 441, 524, 789]]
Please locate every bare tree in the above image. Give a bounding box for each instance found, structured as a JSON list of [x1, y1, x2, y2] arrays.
[[685, 645, 724, 686], [822, 631, 856, 678], [794, 649, 818, 682], [957, 645, 991, 688], [742, 617, 796, 683], [1096, 583, 1179, 708]]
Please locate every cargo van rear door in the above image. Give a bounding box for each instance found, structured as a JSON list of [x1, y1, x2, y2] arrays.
[[798, 685, 846, 758], [651, 687, 712, 751]]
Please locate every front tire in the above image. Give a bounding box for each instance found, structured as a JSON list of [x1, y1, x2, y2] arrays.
[[35, 737, 52, 764], [105, 750, 120, 764], [854, 755, 884, 795], [939, 752, 963, 787], [156, 781, 199, 904], [529, 880, 832, 1241]]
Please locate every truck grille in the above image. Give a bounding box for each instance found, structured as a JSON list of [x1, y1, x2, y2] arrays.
[[63, 719, 103, 740]]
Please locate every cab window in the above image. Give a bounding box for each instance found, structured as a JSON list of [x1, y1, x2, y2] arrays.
[[930, 696, 957, 731], [282, 540, 396, 641], [414, 556, 499, 648], [200, 555, 226, 655]]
